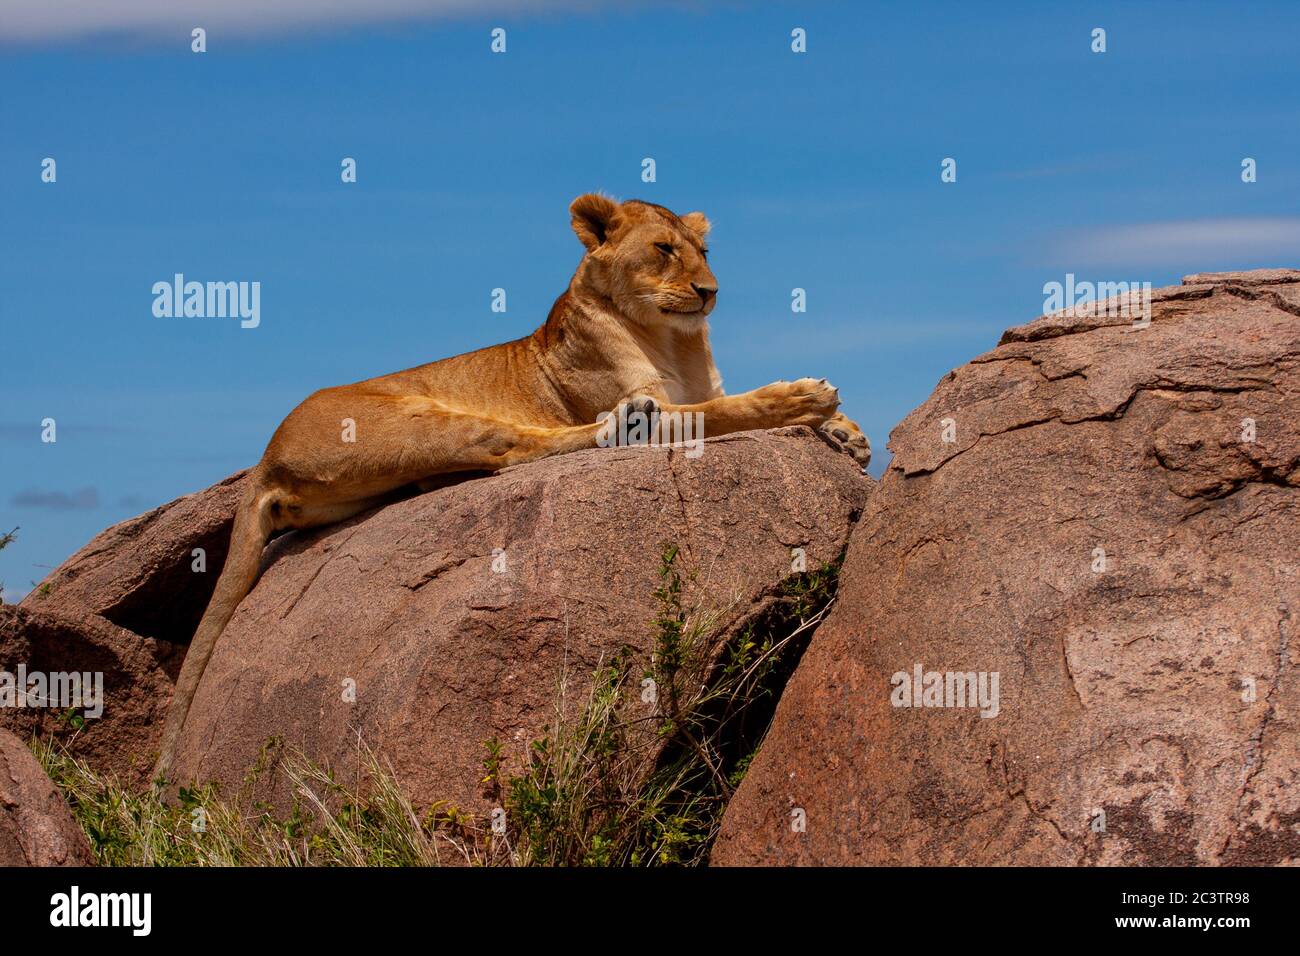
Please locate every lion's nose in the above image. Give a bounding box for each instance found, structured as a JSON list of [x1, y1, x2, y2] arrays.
[[692, 282, 717, 305]]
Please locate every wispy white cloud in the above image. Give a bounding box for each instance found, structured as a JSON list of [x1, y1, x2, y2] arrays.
[[1047, 217, 1300, 269], [11, 487, 101, 511], [0, 0, 629, 43]]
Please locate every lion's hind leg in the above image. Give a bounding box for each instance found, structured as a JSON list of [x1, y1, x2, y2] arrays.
[[269, 390, 605, 499]]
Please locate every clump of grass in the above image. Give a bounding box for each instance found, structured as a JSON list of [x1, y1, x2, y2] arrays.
[[33, 737, 486, 866], [505, 544, 839, 866]]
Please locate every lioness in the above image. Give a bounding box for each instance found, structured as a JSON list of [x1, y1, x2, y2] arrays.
[[152, 193, 870, 781]]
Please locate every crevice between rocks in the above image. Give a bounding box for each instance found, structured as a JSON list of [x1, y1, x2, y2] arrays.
[[657, 524, 863, 860]]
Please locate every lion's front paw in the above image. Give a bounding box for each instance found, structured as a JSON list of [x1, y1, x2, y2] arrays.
[[819, 413, 872, 470], [757, 377, 841, 427], [599, 394, 660, 446], [618, 394, 659, 421]]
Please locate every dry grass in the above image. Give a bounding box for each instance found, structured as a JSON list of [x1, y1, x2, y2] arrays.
[[35, 738, 488, 866]]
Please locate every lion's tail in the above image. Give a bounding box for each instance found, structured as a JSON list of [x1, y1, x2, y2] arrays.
[[151, 484, 276, 785]]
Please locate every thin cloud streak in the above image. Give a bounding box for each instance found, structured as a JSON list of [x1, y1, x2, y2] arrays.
[[1047, 217, 1300, 269], [11, 487, 101, 511], [0, 0, 631, 42]]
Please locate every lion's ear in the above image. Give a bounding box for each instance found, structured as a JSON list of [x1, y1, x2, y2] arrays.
[[680, 211, 711, 239], [570, 193, 619, 251]]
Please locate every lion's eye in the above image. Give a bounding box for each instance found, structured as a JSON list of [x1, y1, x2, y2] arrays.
[[654, 242, 673, 255], [701, 249, 709, 260]]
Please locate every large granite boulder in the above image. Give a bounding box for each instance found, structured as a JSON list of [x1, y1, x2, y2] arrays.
[[165, 427, 869, 812], [713, 269, 1299, 865], [21, 470, 251, 646]]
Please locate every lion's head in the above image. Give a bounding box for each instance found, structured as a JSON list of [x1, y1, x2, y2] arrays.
[[568, 193, 718, 329]]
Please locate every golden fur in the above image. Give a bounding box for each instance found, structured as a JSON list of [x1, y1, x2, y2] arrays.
[[151, 193, 870, 782]]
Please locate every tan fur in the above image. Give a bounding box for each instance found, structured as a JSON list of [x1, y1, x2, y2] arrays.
[[151, 194, 869, 783]]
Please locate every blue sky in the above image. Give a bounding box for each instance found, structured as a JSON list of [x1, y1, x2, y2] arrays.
[[2, 0, 1298, 600]]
